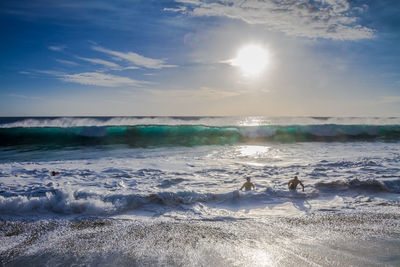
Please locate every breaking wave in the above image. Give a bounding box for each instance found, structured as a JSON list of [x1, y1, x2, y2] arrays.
[[1, 178, 398, 215], [2, 116, 400, 128], [0, 189, 250, 215], [0, 186, 321, 215], [1, 124, 400, 147]]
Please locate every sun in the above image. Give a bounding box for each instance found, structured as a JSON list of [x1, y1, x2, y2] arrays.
[[231, 44, 269, 77]]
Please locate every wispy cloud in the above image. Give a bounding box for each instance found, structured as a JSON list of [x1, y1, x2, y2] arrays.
[[61, 72, 150, 87], [169, 0, 374, 40], [8, 94, 42, 100], [48, 45, 66, 51], [164, 6, 186, 12], [56, 59, 79, 66], [75, 56, 120, 68], [35, 69, 150, 87], [34, 70, 66, 76], [92, 46, 178, 69], [19, 71, 31, 75], [151, 86, 241, 100], [74, 56, 139, 70], [379, 96, 400, 104]]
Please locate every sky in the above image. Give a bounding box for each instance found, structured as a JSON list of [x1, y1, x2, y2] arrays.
[[0, 0, 399, 117]]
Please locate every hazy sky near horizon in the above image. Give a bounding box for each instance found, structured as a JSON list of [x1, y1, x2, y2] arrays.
[[1, 0, 399, 116]]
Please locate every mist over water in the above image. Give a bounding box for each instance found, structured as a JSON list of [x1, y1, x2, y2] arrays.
[[1, 116, 400, 127]]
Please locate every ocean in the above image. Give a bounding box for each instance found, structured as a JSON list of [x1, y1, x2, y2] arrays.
[[0, 116, 399, 266]]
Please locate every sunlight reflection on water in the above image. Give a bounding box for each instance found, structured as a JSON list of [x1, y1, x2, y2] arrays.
[[238, 145, 270, 157], [238, 117, 270, 126]]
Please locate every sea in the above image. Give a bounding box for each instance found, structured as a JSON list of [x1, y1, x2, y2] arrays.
[[0, 116, 399, 266]]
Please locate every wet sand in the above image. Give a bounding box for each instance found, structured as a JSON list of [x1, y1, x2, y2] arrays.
[[1, 211, 399, 266]]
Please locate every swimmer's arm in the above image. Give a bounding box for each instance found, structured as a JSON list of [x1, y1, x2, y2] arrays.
[[251, 183, 255, 190], [300, 181, 304, 192], [240, 184, 245, 190]]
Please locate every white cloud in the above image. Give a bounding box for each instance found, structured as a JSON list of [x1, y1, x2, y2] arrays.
[[170, 0, 374, 40], [35, 70, 65, 76], [48, 45, 66, 51], [75, 56, 120, 68], [92, 46, 177, 69], [123, 66, 140, 70], [353, 4, 369, 13], [19, 71, 31, 75], [61, 72, 150, 87], [164, 6, 187, 12]]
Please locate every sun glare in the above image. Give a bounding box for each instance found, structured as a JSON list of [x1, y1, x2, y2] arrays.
[[239, 145, 269, 157], [231, 44, 269, 77]]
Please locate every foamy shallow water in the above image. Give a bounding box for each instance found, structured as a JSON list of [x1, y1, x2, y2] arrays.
[[1, 143, 399, 216], [1, 117, 400, 266]]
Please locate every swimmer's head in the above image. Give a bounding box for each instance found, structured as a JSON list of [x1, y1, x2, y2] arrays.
[[246, 177, 251, 181], [294, 176, 298, 180]]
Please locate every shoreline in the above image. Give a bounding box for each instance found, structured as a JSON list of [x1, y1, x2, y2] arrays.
[[1, 211, 399, 266]]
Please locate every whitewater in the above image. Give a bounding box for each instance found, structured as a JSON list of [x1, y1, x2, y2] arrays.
[[0, 117, 399, 266]]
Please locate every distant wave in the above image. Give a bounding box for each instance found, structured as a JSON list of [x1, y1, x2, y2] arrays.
[[0, 124, 399, 147], [1, 116, 400, 128], [315, 178, 400, 193]]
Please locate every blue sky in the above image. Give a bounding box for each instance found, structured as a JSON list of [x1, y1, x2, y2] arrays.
[[0, 0, 399, 116]]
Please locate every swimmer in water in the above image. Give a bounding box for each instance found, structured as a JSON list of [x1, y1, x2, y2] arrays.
[[240, 177, 255, 191], [288, 176, 304, 192]]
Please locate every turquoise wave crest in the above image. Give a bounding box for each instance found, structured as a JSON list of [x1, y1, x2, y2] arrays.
[[1, 124, 399, 147]]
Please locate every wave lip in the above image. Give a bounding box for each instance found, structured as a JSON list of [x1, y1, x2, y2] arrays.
[[2, 116, 400, 128], [0, 124, 400, 148]]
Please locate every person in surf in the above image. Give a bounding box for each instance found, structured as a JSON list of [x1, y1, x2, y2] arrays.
[[240, 177, 255, 191], [288, 176, 304, 192]]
